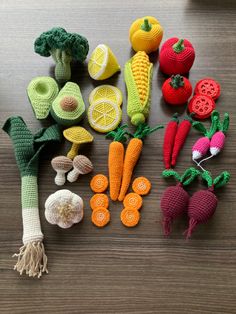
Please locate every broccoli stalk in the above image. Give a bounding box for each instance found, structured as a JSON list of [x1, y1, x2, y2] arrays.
[[34, 27, 89, 83]]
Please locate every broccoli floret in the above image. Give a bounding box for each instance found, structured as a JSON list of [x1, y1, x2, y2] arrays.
[[34, 27, 89, 83]]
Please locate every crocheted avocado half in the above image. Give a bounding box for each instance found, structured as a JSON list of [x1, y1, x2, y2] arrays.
[[50, 82, 85, 126]]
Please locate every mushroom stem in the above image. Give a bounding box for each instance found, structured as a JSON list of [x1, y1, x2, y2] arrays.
[[67, 169, 80, 183], [67, 143, 79, 160], [55, 171, 66, 186]]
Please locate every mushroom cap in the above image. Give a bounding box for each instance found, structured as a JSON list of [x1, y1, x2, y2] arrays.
[[73, 155, 93, 174], [63, 126, 94, 144], [51, 155, 73, 171]]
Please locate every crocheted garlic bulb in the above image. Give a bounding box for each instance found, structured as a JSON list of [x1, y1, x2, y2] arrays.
[[45, 189, 84, 228], [51, 156, 73, 186], [67, 155, 93, 183]]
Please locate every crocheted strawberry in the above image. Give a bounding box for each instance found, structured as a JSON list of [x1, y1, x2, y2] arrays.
[[159, 38, 195, 75], [162, 74, 192, 105]]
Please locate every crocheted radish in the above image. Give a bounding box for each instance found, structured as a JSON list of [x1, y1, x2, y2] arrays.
[[159, 38, 195, 75], [192, 111, 218, 161], [185, 170, 230, 239], [162, 74, 192, 105], [161, 167, 200, 236]]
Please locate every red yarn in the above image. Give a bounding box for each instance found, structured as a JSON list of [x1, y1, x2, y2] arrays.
[[194, 78, 221, 101], [162, 75, 192, 105], [161, 184, 189, 236], [188, 95, 215, 120], [185, 189, 218, 238], [159, 38, 195, 76], [163, 114, 178, 169]]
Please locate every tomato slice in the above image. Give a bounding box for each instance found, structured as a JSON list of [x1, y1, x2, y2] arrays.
[[194, 78, 220, 100], [188, 95, 216, 119]]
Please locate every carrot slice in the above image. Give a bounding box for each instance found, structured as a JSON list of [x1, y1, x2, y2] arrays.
[[91, 207, 110, 227], [90, 193, 109, 210], [132, 177, 151, 195], [90, 174, 109, 193], [120, 207, 140, 227], [123, 193, 143, 210]]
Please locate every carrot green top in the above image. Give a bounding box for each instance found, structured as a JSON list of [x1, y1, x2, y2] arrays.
[[201, 170, 230, 189], [131, 123, 164, 140], [162, 167, 200, 186], [106, 125, 129, 142]]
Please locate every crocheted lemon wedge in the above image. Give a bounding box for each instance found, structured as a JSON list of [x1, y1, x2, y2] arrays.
[[88, 99, 122, 133], [89, 85, 122, 107], [88, 44, 120, 80]]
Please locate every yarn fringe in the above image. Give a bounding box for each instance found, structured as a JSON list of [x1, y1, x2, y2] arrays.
[[13, 241, 48, 278], [184, 218, 198, 239], [162, 217, 172, 236]]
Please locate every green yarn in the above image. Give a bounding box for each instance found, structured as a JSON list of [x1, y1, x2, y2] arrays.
[[34, 27, 89, 82], [132, 123, 163, 140], [141, 19, 152, 32], [192, 110, 219, 138], [202, 170, 230, 189], [27, 76, 59, 119], [162, 167, 200, 186], [50, 82, 85, 126], [170, 75, 184, 89], [106, 125, 129, 142], [172, 39, 185, 53], [21, 176, 38, 208]]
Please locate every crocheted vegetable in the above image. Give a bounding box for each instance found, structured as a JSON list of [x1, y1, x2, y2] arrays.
[[120, 207, 140, 227], [132, 176, 151, 195], [63, 126, 94, 160], [171, 115, 193, 167], [34, 27, 89, 83], [194, 78, 221, 101], [90, 194, 109, 211], [90, 174, 109, 193], [159, 38, 195, 75], [88, 44, 120, 80], [27, 77, 59, 119], [123, 193, 143, 210], [89, 85, 123, 107], [118, 124, 163, 201], [129, 16, 163, 53], [45, 189, 84, 229], [67, 155, 93, 183], [2, 116, 61, 278], [51, 156, 73, 186], [124, 51, 153, 126], [192, 111, 218, 161], [91, 207, 110, 227], [50, 82, 85, 126], [163, 113, 179, 169], [185, 170, 230, 239], [106, 125, 129, 201], [161, 167, 200, 236], [188, 94, 216, 120], [162, 75, 192, 105]]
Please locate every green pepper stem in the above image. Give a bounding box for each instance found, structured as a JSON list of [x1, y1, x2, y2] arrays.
[[170, 75, 184, 89], [141, 19, 152, 32], [173, 39, 185, 53]]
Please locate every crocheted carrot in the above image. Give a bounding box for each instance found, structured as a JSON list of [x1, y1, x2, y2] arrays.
[[161, 167, 200, 236], [171, 114, 193, 167], [185, 170, 230, 239], [163, 113, 178, 169], [106, 125, 128, 201], [3, 116, 61, 278], [118, 123, 163, 201]]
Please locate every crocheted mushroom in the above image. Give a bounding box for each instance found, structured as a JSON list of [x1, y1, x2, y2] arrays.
[[67, 155, 93, 183], [51, 156, 73, 186], [45, 189, 84, 228]]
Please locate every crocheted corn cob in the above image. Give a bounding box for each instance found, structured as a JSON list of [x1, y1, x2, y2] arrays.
[[3, 116, 61, 278], [124, 51, 153, 126]]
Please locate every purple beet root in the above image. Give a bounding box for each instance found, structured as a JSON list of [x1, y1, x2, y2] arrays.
[[185, 189, 218, 239], [161, 183, 190, 236]]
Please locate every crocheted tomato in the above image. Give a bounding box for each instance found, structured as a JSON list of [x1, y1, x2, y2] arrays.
[[159, 38, 195, 75], [188, 95, 215, 120], [194, 78, 221, 100], [162, 74, 192, 105]]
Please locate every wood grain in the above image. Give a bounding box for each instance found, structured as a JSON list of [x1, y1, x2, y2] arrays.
[[0, 0, 236, 313]]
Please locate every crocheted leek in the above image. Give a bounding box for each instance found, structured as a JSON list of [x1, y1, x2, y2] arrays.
[[3, 116, 61, 278]]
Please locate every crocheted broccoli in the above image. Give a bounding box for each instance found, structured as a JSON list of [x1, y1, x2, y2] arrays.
[[34, 27, 89, 83]]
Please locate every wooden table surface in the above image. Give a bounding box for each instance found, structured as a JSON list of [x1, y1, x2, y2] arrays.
[[0, 0, 236, 313]]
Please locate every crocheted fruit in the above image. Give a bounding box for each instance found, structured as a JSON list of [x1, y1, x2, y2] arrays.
[[27, 76, 59, 119], [106, 125, 128, 201], [194, 78, 221, 100], [132, 177, 151, 195], [91, 207, 110, 227], [50, 82, 85, 126], [161, 167, 200, 236], [2, 117, 61, 278], [162, 75, 192, 105], [159, 38, 195, 75], [185, 170, 230, 239], [188, 94, 216, 120], [63, 126, 93, 160], [88, 99, 122, 133], [129, 16, 163, 53], [120, 207, 140, 227], [34, 27, 89, 83], [90, 174, 109, 193], [88, 44, 120, 80], [124, 51, 153, 126], [89, 85, 122, 107]]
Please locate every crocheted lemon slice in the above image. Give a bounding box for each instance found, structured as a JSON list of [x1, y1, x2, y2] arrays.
[[89, 85, 122, 107], [88, 99, 122, 133], [88, 44, 120, 80]]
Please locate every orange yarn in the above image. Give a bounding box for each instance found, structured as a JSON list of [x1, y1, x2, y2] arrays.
[[123, 193, 143, 210], [132, 177, 151, 195], [120, 207, 140, 227], [90, 193, 109, 211], [91, 207, 110, 227], [90, 174, 109, 193]]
